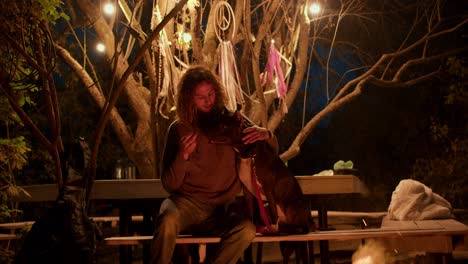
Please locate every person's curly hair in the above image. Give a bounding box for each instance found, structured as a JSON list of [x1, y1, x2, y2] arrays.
[[176, 65, 228, 127]]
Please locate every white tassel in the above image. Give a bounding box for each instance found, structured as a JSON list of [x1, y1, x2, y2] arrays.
[[218, 41, 244, 111]]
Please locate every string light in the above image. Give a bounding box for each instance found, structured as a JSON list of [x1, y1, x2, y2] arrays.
[[175, 30, 192, 50], [309, 2, 321, 15], [103, 2, 115, 15], [182, 32, 192, 44], [96, 43, 106, 53], [304, 1, 323, 23], [187, 0, 200, 12]]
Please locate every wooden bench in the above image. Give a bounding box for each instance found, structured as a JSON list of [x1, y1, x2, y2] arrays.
[[0, 221, 35, 234], [0, 215, 144, 234], [0, 222, 32, 243], [104, 221, 468, 263], [105, 224, 468, 245], [378, 217, 468, 255], [0, 233, 18, 241], [90, 215, 143, 227]]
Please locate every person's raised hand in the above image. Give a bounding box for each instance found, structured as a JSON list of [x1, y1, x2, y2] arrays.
[[242, 126, 271, 145], [180, 132, 198, 160]]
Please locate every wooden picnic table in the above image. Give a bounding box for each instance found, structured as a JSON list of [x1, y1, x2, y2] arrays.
[[18, 175, 367, 264]]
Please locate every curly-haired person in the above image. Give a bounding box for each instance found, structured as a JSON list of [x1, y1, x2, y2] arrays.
[[150, 65, 277, 264]]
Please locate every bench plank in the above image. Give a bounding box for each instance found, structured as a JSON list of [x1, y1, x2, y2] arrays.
[[315, 211, 387, 219], [379, 217, 468, 253], [0, 212, 384, 232], [0, 221, 35, 231], [381, 235, 453, 253], [0, 234, 17, 241], [104, 224, 468, 246], [0, 216, 144, 232]]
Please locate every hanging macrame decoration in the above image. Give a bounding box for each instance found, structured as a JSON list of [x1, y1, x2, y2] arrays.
[[262, 41, 290, 114], [215, 1, 244, 112], [151, 3, 186, 118]]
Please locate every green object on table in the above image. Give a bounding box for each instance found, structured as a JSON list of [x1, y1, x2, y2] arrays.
[[333, 160, 354, 170]]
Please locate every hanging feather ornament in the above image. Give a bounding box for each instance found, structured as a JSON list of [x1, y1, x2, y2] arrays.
[[215, 1, 244, 111]]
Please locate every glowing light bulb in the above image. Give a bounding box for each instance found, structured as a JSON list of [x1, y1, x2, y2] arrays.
[[96, 43, 106, 53], [182, 32, 192, 43], [309, 3, 321, 15], [103, 3, 115, 15]]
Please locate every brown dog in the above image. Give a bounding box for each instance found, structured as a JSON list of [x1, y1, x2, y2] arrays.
[[207, 110, 312, 234]]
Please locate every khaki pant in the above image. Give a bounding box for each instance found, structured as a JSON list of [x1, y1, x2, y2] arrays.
[[150, 195, 256, 264]]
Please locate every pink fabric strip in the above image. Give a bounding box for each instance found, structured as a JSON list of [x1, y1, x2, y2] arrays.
[[262, 42, 288, 99]]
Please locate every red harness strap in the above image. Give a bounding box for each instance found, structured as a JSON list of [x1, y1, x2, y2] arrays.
[[251, 156, 278, 235]]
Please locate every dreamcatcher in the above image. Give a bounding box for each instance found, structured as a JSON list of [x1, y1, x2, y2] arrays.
[[261, 40, 292, 114], [214, 1, 244, 112]]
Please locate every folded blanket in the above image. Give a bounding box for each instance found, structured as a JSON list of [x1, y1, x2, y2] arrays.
[[387, 179, 454, 221]]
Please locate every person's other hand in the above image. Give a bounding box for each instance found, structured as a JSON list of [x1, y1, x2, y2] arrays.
[[180, 132, 198, 160], [242, 126, 271, 145]]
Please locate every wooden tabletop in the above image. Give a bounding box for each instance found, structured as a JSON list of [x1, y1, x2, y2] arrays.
[[17, 175, 367, 202]]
